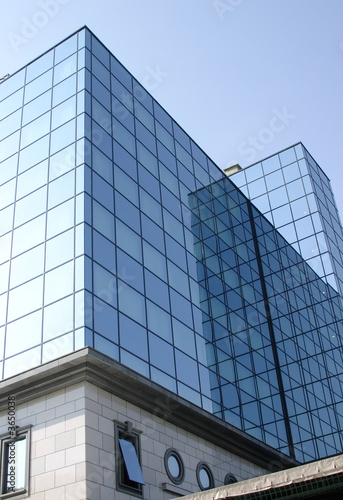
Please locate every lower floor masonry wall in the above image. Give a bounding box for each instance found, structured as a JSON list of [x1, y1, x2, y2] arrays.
[[0, 381, 268, 499]]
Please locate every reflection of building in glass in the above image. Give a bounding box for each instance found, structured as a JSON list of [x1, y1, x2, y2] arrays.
[[0, 26, 342, 498], [229, 145, 343, 297]]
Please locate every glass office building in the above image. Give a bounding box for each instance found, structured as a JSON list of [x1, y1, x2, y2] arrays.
[[230, 145, 343, 298], [0, 27, 342, 464]]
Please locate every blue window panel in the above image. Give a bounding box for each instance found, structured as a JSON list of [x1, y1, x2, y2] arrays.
[[0, 155, 18, 186], [113, 141, 137, 180], [170, 289, 193, 328], [111, 75, 133, 113], [94, 262, 116, 307], [0, 262, 9, 294], [178, 163, 196, 192], [55, 34, 77, 65], [115, 192, 140, 234], [279, 148, 297, 167], [0, 69, 24, 101], [136, 120, 156, 155], [146, 300, 172, 342], [0, 131, 20, 163], [92, 75, 110, 110], [265, 170, 284, 191], [118, 438, 145, 484], [145, 270, 170, 312], [5, 310, 42, 357], [43, 295, 73, 342], [10, 245, 44, 291], [120, 349, 149, 378], [12, 214, 45, 257], [54, 53, 77, 86], [143, 241, 167, 281], [112, 95, 135, 134], [138, 165, 160, 201], [91, 97, 111, 132], [4, 346, 41, 378], [155, 121, 174, 153], [93, 172, 114, 213], [111, 55, 132, 90], [92, 121, 112, 159], [175, 142, 193, 172], [46, 229, 74, 271], [92, 145, 113, 184], [172, 318, 196, 357], [116, 220, 142, 263], [141, 214, 165, 253], [168, 261, 190, 299], [157, 141, 177, 174], [27, 51, 54, 83], [160, 165, 179, 198], [94, 334, 119, 360], [117, 248, 144, 294], [165, 235, 187, 272], [20, 112, 50, 149], [137, 142, 158, 178], [52, 73, 76, 107], [161, 186, 182, 221], [133, 80, 153, 113], [149, 332, 175, 376], [92, 35, 110, 68], [93, 200, 114, 242], [151, 367, 176, 392], [194, 161, 210, 188], [93, 296, 118, 343], [3, 86, 23, 118], [0, 109, 21, 139], [48, 171, 74, 209], [44, 261, 73, 305], [118, 281, 146, 326], [163, 210, 185, 244], [93, 230, 116, 273], [92, 55, 110, 89], [175, 350, 200, 391], [25, 69, 53, 104], [0, 178, 15, 210], [268, 186, 289, 210], [115, 167, 139, 207], [134, 99, 154, 133], [47, 199, 74, 239], [113, 118, 135, 157], [119, 313, 148, 361], [14, 184, 46, 226], [51, 95, 76, 131], [0, 233, 11, 265], [0, 294, 7, 326], [154, 101, 173, 134], [50, 119, 76, 156], [140, 189, 162, 226], [262, 156, 281, 175], [287, 179, 305, 202], [174, 122, 191, 153], [283, 162, 301, 183], [7, 275, 43, 322]]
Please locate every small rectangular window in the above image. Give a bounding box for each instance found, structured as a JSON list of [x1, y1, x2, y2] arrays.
[[115, 421, 144, 497], [0, 427, 31, 498]]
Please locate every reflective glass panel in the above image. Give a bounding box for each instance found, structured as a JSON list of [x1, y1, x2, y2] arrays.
[[44, 261, 74, 305], [6, 310, 42, 357], [7, 276, 43, 321]]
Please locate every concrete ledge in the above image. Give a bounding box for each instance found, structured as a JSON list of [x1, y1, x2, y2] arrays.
[[0, 347, 299, 471]]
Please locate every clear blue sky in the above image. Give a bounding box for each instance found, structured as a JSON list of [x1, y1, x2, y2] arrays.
[[1, 0, 343, 218]]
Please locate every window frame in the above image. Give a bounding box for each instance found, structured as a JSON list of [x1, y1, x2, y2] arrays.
[[164, 448, 185, 485], [114, 421, 144, 498], [0, 426, 31, 499], [196, 461, 214, 491]]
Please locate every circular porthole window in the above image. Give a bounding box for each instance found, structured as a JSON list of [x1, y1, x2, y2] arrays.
[[224, 473, 238, 485], [196, 462, 214, 491], [164, 448, 185, 485]]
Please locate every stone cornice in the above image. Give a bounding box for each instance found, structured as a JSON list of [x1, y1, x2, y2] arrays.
[[0, 348, 299, 471]]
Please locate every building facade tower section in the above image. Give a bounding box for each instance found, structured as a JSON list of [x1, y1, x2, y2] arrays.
[[230, 144, 343, 297], [0, 27, 342, 469]]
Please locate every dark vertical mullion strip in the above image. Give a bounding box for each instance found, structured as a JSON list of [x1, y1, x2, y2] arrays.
[[247, 201, 295, 459]]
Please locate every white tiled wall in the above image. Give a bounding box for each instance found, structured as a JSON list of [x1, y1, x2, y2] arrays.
[[0, 382, 268, 499]]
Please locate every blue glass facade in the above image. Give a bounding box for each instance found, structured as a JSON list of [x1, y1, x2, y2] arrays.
[[0, 27, 342, 463], [230, 145, 343, 298]]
